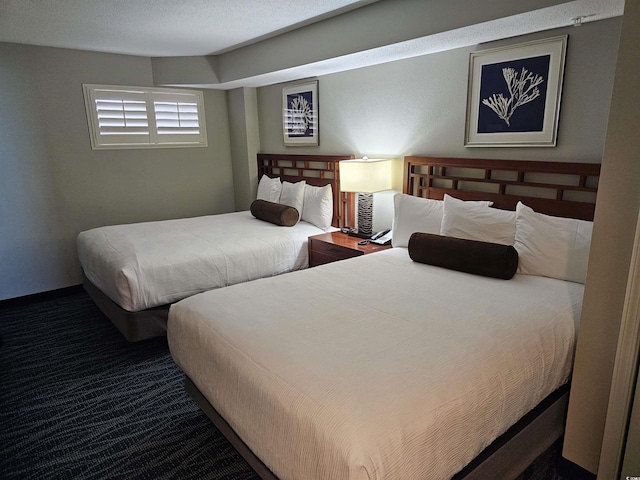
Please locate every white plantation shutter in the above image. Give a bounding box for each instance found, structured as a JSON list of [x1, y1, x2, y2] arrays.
[[89, 88, 151, 145], [152, 92, 204, 144], [83, 85, 207, 149]]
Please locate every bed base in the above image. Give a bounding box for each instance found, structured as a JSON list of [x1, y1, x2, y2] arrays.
[[185, 376, 278, 480], [452, 385, 568, 479], [82, 271, 169, 342], [185, 375, 569, 480]]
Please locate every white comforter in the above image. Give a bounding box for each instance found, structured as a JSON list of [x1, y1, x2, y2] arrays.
[[77, 211, 328, 312], [168, 248, 584, 480]]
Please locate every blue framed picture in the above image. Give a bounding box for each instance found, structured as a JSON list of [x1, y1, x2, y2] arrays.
[[465, 36, 567, 147], [282, 81, 318, 146]]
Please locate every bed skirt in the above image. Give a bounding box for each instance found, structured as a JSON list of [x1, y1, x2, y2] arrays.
[[82, 271, 169, 342], [184, 375, 569, 480]]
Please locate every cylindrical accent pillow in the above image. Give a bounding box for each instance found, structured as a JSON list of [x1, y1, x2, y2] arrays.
[[250, 199, 299, 227], [408, 232, 518, 279]]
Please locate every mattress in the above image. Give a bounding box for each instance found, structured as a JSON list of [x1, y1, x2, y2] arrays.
[[168, 248, 584, 480], [77, 211, 329, 312]]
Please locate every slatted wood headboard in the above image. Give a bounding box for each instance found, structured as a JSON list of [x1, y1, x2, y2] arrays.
[[403, 156, 600, 221], [257, 153, 355, 228]]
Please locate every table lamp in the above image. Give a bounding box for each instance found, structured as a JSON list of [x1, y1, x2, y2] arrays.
[[339, 157, 392, 238]]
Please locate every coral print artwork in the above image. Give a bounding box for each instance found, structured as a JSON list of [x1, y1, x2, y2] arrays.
[[478, 55, 550, 133], [286, 91, 314, 137], [464, 36, 566, 147], [282, 80, 318, 146]]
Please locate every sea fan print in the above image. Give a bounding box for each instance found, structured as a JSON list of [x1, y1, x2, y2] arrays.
[[288, 95, 313, 134], [482, 67, 544, 127]]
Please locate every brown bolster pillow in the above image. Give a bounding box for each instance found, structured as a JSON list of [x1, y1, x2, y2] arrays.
[[250, 199, 299, 227], [408, 232, 518, 279]]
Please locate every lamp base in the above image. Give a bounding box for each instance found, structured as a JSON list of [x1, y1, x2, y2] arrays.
[[346, 229, 372, 239], [355, 192, 374, 237]]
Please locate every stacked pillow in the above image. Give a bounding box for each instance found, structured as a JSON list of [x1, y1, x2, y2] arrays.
[[254, 175, 333, 230], [440, 194, 516, 245], [392, 193, 493, 247], [513, 201, 593, 284], [396, 192, 593, 284], [256, 175, 282, 203]]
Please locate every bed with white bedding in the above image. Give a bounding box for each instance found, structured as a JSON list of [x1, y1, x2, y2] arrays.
[[78, 212, 328, 313], [169, 249, 583, 480], [167, 156, 601, 479], [78, 153, 353, 341]]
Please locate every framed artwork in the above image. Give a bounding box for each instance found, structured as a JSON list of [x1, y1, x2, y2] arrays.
[[282, 80, 318, 146], [465, 36, 567, 147]]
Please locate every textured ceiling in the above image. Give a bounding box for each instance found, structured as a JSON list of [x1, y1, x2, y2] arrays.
[[0, 0, 625, 89], [0, 0, 379, 56]]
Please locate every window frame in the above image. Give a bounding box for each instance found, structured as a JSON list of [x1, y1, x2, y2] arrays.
[[82, 84, 208, 150]]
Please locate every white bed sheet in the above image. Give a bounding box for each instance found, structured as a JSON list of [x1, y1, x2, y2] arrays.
[[78, 211, 329, 312], [168, 248, 584, 480]]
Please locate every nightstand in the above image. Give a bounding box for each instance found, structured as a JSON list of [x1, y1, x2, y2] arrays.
[[308, 231, 392, 267]]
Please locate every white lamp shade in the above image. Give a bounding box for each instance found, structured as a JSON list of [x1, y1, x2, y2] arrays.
[[339, 158, 392, 193]]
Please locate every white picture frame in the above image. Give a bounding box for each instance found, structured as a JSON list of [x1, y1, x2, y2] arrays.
[[465, 36, 567, 147], [282, 80, 318, 146]]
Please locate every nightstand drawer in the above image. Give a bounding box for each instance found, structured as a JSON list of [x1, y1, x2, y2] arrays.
[[310, 240, 362, 267], [311, 239, 363, 259], [308, 232, 391, 267]]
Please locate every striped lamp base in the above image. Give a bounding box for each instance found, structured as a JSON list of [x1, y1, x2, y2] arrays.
[[356, 193, 374, 237]]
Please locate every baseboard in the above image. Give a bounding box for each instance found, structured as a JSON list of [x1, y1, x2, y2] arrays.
[[557, 456, 597, 480], [0, 285, 83, 309]]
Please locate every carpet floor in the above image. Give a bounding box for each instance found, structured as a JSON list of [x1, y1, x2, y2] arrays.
[[1, 290, 566, 479]]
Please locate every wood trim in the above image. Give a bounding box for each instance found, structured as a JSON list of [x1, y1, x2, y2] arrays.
[[403, 156, 600, 220], [257, 153, 355, 228]]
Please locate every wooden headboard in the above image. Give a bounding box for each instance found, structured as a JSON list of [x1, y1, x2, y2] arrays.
[[257, 153, 355, 228], [403, 156, 600, 221]]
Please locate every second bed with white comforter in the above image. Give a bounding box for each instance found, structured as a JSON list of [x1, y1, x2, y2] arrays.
[[168, 248, 584, 480], [78, 211, 329, 312]]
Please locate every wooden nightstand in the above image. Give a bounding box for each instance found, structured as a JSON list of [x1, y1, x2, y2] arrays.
[[308, 231, 392, 267]]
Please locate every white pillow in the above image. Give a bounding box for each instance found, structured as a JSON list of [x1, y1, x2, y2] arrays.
[[392, 194, 444, 247], [392, 193, 493, 248], [278, 181, 306, 220], [514, 202, 593, 284], [441, 194, 516, 245], [302, 184, 333, 230], [256, 175, 282, 203]]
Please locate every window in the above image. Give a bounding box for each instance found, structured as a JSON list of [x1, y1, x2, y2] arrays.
[[83, 84, 207, 149]]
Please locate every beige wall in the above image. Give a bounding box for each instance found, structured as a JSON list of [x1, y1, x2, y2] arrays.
[[257, 19, 619, 163], [0, 4, 634, 475], [228, 87, 260, 211], [0, 43, 234, 300], [564, 0, 640, 474], [204, 0, 572, 88], [257, 19, 621, 230]]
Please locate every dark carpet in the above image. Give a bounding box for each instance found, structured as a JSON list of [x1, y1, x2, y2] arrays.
[[1, 290, 565, 479]]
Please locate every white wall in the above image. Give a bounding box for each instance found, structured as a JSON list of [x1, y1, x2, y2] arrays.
[[214, 0, 573, 87], [564, 0, 640, 474], [228, 87, 260, 212], [257, 19, 621, 229], [0, 43, 234, 301]]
